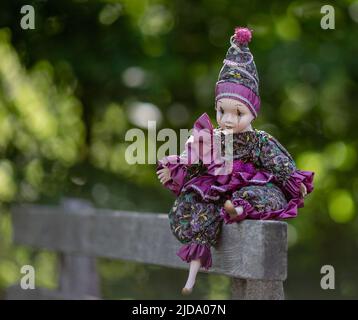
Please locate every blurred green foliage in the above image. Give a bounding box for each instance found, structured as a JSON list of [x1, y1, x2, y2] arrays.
[[0, 0, 358, 299]]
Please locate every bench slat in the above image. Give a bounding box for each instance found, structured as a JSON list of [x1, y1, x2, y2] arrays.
[[11, 205, 287, 281]]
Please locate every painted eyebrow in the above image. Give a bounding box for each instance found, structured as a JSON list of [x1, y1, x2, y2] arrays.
[[236, 106, 246, 112]]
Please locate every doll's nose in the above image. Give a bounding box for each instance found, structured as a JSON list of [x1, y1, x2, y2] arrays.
[[222, 112, 236, 122], [222, 114, 236, 126]]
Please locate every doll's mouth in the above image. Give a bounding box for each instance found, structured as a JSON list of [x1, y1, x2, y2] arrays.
[[223, 127, 235, 135]]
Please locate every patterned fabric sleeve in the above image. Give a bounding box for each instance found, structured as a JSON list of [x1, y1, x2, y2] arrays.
[[157, 134, 208, 196], [156, 143, 191, 196], [157, 113, 214, 196], [258, 131, 314, 199], [258, 132, 297, 184]]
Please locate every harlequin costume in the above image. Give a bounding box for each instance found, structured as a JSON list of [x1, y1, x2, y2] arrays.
[[157, 27, 314, 270]]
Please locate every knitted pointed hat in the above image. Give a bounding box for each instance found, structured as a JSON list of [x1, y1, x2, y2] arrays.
[[215, 27, 260, 118]]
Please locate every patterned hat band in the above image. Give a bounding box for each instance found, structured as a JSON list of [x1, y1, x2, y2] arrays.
[[215, 81, 260, 118]]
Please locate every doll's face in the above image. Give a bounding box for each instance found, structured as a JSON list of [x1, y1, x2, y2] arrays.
[[215, 98, 255, 133]]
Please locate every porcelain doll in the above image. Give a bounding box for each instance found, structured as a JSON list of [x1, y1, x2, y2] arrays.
[[156, 27, 314, 295]]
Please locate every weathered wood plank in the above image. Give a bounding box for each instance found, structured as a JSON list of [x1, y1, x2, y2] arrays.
[[58, 199, 101, 298], [231, 278, 284, 300], [11, 204, 287, 281]]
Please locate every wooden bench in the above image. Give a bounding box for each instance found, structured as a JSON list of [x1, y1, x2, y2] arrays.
[[5, 198, 287, 300]]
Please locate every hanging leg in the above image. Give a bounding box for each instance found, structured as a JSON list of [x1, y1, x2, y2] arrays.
[[182, 259, 201, 295], [169, 192, 223, 295]]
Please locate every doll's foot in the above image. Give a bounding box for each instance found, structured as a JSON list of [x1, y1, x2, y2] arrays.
[[182, 278, 195, 296], [181, 287, 193, 296], [224, 200, 243, 220]]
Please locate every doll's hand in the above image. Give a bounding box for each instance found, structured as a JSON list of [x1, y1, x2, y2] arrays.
[[157, 166, 171, 185], [300, 183, 307, 198]]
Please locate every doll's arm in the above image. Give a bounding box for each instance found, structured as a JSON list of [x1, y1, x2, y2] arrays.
[[157, 113, 214, 196], [157, 155, 188, 196], [258, 133, 314, 199], [156, 136, 194, 196]]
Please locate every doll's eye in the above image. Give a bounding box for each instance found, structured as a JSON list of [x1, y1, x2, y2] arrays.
[[219, 107, 224, 113], [237, 110, 241, 116]]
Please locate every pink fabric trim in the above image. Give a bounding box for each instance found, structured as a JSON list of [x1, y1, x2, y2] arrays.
[[177, 243, 212, 270], [193, 112, 214, 132]]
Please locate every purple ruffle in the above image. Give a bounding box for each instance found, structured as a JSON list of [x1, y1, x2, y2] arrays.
[[181, 160, 277, 201], [158, 113, 315, 222], [220, 168, 316, 222], [283, 169, 315, 199], [157, 155, 187, 196], [156, 113, 215, 196], [177, 243, 212, 270], [157, 113, 279, 200], [220, 195, 304, 224]]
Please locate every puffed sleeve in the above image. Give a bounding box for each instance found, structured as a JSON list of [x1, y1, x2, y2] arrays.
[[157, 144, 191, 196], [258, 132, 314, 199], [156, 113, 214, 196]]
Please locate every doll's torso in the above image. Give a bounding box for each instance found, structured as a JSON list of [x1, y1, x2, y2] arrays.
[[184, 127, 263, 184], [183, 126, 296, 186], [213, 126, 262, 166]]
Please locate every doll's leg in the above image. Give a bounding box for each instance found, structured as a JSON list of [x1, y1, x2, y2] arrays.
[[169, 192, 223, 265], [168, 192, 223, 293], [182, 259, 201, 295], [237, 184, 288, 214], [221, 184, 288, 223], [182, 215, 222, 293]]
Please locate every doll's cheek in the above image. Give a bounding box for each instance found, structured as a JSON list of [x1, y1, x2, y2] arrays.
[[240, 115, 253, 124]]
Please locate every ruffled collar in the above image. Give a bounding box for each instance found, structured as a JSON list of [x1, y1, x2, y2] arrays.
[[191, 113, 260, 162]]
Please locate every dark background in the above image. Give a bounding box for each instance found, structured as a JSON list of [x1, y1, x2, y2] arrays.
[[0, 0, 357, 299]]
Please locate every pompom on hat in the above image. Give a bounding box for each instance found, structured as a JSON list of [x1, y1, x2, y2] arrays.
[[215, 27, 260, 118]]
